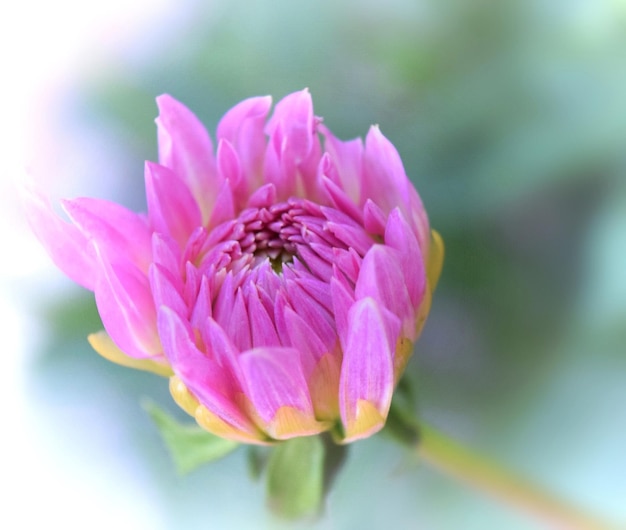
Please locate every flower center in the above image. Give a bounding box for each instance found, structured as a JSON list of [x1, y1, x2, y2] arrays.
[[197, 197, 349, 280]]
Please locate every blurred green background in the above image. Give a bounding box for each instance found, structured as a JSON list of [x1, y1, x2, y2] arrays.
[[19, 0, 626, 528]]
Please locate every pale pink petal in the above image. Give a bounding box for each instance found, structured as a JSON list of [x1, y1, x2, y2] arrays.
[[63, 197, 152, 273], [22, 187, 97, 290]]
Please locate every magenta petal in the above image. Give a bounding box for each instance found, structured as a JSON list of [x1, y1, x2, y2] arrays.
[[320, 125, 363, 203], [207, 178, 236, 229], [203, 317, 241, 378], [362, 125, 411, 216], [63, 197, 152, 272], [217, 95, 272, 190], [384, 208, 426, 308], [339, 298, 398, 435], [151, 233, 181, 277], [156, 94, 218, 224], [217, 139, 243, 192], [239, 347, 314, 424], [330, 275, 354, 352], [145, 161, 202, 247], [149, 264, 188, 318], [284, 306, 327, 374], [247, 285, 281, 348], [158, 307, 252, 431], [363, 199, 388, 237], [355, 244, 415, 338], [265, 89, 314, 163], [22, 187, 97, 290], [190, 275, 212, 330], [94, 247, 160, 358]]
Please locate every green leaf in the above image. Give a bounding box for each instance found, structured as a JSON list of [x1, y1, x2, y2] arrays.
[[266, 435, 325, 519], [143, 400, 239, 474]]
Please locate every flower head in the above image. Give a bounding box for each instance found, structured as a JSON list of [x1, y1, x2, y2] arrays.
[[26, 89, 443, 444]]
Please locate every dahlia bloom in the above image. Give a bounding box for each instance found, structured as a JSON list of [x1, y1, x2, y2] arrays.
[[26, 89, 443, 444]]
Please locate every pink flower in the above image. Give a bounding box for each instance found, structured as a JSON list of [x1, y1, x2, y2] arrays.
[[26, 89, 443, 444]]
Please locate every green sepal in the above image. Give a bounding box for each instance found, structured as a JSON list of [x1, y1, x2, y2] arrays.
[[266, 435, 325, 519], [265, 433, 348, 520], [143, 400, 239, 474], [383, 375, 421, 446], [246, 445, 272, 481]]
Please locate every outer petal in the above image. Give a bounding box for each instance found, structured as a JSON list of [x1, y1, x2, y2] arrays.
[[88, 330, 171, 376], [384, 207, 427, 308], [93, 247, 160, 359], [21, 187, 96, 290], [158, 307, 259, 438], [63, 197, 152, 273], [339, 298, 400, 443], [239, 347, 330, 439], [355, 244, 415, 339], [156, 94, 218, 224]]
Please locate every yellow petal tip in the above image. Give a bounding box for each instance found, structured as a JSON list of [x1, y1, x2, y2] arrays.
[[87, 330, 173, 377]]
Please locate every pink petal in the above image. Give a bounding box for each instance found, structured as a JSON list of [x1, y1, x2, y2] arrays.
[[320, 174, 363, 225], [247, 182, 277, 209], [217, 95, 272, 191], [339, 298, 399, 441], [247, 285, 281, 348], [207, 178, 236, 229], [363, 198, 387, 237], [203, 317, 242, 380], [144, 161, 202, 247], [284, 306, 328, 373], [319, 125, 363, 204], [158, 307, 253, 432], [265, 89, 315, 163], [22, 187, 96, 290], [151, 232, 182, 278], [362, 125, 411, 217], [216, 139, 244, 206], [239, 347, 314, 424], [155, 94, 218, 224], [384, 208, 426, 308], [93, 247, 160, 358], [148, 263, 188, 319], [63, 197, 152, 273], [355, 244, 415, 338], [190, 275, 213, 330], [330, 275, 355, 352]]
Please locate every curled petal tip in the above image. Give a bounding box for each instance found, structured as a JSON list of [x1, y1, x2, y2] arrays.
[[88, 330, 172, 376]]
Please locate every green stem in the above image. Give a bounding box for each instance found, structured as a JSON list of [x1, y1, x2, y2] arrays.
[[417, 423, 619, 530]]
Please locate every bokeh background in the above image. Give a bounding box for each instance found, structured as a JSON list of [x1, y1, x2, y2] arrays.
[[2, 1, 626, 529]]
